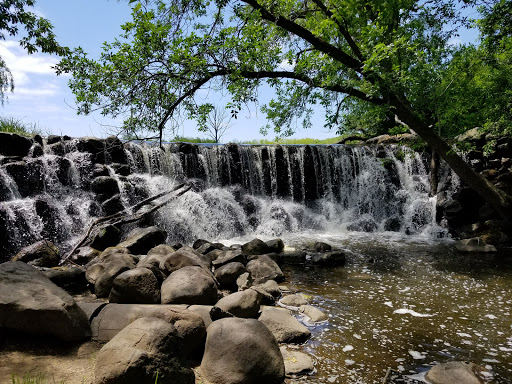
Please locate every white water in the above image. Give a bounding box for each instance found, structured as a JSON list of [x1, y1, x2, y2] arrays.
[[0, 142, 448, 257]]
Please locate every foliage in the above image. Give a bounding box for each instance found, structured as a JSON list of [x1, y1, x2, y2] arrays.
[[56, 0, 486, 139], [0, 115, 41, 135], [170, 135, 216, 143], [0, 0, 68, 104], [11, 373, 65, 384]]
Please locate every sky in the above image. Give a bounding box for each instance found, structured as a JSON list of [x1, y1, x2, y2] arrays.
[[0, 0, 480, 143]]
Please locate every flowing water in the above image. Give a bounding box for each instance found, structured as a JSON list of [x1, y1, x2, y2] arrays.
[[1, 141, 511, 382]]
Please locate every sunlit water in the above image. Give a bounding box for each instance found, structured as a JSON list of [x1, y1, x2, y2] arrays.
[[222, 232, 512, 384]]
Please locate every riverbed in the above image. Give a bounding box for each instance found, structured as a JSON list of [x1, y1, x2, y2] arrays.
[[226, 232, 512, 383]]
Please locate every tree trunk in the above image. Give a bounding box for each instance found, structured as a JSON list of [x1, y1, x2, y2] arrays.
[[391, 98, 512, 221], [430, 150, 439, 197]]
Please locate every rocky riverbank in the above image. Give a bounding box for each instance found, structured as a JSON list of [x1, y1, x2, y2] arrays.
[[2, 227, 345, 384]]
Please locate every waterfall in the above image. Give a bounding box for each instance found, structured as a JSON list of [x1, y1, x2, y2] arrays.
[[0, 138, 448, 260]]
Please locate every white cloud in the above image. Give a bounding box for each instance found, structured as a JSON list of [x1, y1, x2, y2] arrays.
[[0, 40, 62, 96]]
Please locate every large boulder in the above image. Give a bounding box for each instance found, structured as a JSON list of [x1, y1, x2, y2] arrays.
[[258, 307, 311, 344], [161, 266, 219, 305], [211, 249, 246, 268], [266, 238, 284, 253], [89, 225, 122, 252], [91, 176, 120, 199], [200, 318, 285, 384], [246, 255, 284, 284], [109, 267, 160, 304], [0, 132, 32, 157], [44, 266, 88, 293], [242, 238, 271, 256], [214, 262, 246, 290], [425, 361, 484, 384], [12, 240, 60, 267], [0, 261, 91, 341], [160, 247, 211, 274], [90, 304, 206, 358], [94, 317, 194, 384], [147, 244, 176, 257], [116, 226, 167, 255], [214, 289, 262, 318]]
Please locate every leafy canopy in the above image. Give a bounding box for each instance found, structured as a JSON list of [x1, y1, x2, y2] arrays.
[[56, 0, 489, 139], [0, 0, 68, 104]]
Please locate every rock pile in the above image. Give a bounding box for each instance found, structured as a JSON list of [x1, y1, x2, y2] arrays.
[[2, 229, 343, 383]]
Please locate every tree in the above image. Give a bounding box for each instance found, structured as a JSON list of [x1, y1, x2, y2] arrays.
[[56, 0, 512, 219], [0, 0, 68, 104], [199, 105, 233, 143]]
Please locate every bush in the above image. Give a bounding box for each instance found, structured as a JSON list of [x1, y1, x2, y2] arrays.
[[0, 116, 41, 136]]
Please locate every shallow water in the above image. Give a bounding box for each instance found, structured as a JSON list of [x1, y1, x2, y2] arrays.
[[227, 232, 512, 383]]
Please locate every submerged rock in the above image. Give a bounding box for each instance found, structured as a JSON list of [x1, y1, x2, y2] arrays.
[[280, 347, 315, 376], [456, 238, 497, 253], [425, 361, 484, 384]]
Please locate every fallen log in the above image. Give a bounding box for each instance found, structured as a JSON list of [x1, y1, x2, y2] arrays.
[[60, 183, 192, 265]]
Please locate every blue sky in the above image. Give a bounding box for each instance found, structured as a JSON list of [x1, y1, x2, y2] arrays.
[[0, 0, 480, 142]]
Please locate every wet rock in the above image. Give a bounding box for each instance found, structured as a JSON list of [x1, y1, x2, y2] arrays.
[[0, 261, 91, 341], [92, 164, 110, 178], [44, 266, 88, 293], [89, 225, 122, 252], [280, 294, 308, 307], [91, 176, 120, 199], [13, 240, 60, 267], [77, 137, 106, 163], [206, 248, 224, 262], [214, 289, 262, 318], [214, 262, 246, 290], [299, 305, 328, 322], [200, 318, 285, 384], [196, 242, 218, 255], [30, 142, 44, 157], [266, 238, 284, 253], [311, 251, 346, 266], [280, 347, 315, 376], [258, 307, 311, 344], [192, 239, 210, 249], [98, 246, 132, 260], [314, 241, 331, 252], [384, 217, 402, 232], [242, 238, 272, 256], [109, 267, 161, 304], [35, 197, 66, 243], [47, 141, 65, 156], [4, 160, 43, 197], [456, 238, 497, 253], [94, 317, 194, 384], [117, 226, 167, 255], [347, 216, 378, 232], [101, 194, 125, 215], [0, 132, 32, 157], [110, 163, 130, 176], [274, 251, 307, 265], [104, 136, 127, 164], [246, 254, 284, 284], [161, 266, 219, 305], [425, 361, 484, 384]]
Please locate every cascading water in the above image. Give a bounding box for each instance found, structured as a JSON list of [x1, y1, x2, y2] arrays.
[[0, 139, 447, 259]]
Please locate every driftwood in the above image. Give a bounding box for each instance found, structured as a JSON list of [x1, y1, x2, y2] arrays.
[[60, 183, 192, 265]]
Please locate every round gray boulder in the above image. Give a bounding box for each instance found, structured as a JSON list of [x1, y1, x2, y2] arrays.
[[246, 255, 284, 284], [161, 266, 219, 305], [214, 289, 262, 318], [109, 267, 160, 304], [200, 318, 284, 384], [94, 317, 194, 384]]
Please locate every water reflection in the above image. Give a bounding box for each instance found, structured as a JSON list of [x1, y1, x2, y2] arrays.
[[272, 234, 512, 383]]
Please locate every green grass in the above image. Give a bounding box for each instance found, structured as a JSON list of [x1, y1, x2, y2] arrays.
[[0, 116, 42, 137], [169, 136, 217, 143], [242, 136, 343, 145], [11, 373, 51, 384]]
